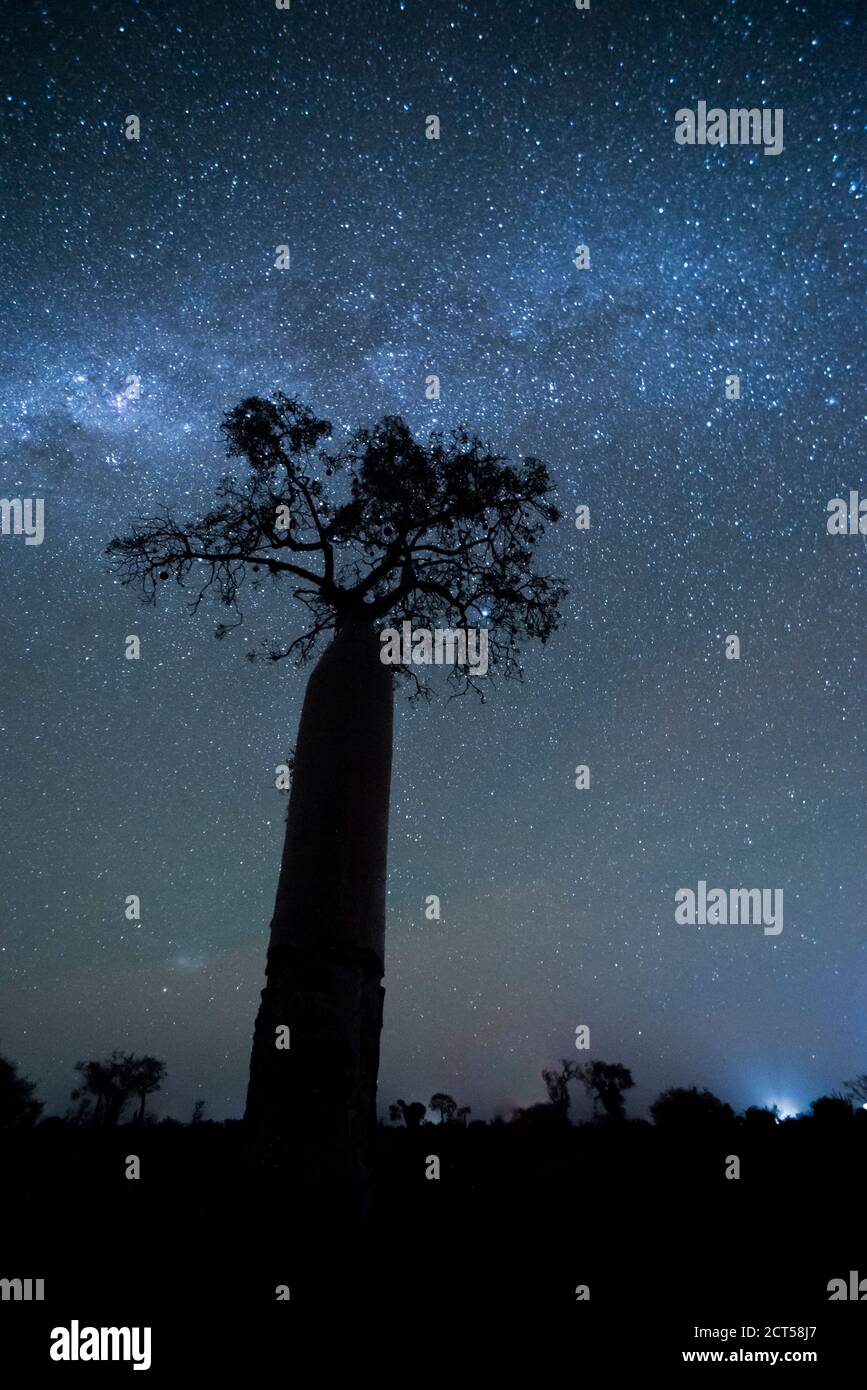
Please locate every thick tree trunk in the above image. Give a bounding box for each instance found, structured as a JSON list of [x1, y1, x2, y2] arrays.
[[244, 613, 393, 1207]]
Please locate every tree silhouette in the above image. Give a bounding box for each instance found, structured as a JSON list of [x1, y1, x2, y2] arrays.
[[650, 1086, 733, 1130], [429, 1092, 458, 1125], [132, 1056, 167, 1123], [391, 1099, 426, 1130], [109, 395, 565, 1195], [809, 1093, 853, 1124], [844, 1075, 867, 1108], [511, 1062, 579, 1127], [743, 1105, 778, 1132], [542, 1060, 580, 1114], [71, 1052, 167, 1127], [0, 1053, 43, 1133], [575, 1060, 634, 1121]]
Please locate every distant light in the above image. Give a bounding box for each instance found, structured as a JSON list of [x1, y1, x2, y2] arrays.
[[767, 1098, 799, 1121]]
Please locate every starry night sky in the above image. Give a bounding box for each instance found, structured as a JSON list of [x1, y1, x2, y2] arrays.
[[1, 0, 864, 1124]]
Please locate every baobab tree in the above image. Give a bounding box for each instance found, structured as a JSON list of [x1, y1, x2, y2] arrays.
[[108, 394, 566, 1201]]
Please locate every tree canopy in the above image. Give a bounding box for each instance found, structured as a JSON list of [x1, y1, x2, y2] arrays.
[[575, 1060, 635, 1121], [70, 1051, 167, 1127], [108, 395, 566, 695]]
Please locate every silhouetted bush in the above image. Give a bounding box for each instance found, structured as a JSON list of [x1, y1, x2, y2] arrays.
[[809, 1094, 854, 1125], [0, 1054, 43, 1132], [650, 1086, 734, 1130]]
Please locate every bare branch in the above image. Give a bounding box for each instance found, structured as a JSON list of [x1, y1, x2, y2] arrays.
[[106, 396, 567, 685]]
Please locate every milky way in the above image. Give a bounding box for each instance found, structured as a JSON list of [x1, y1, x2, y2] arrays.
[[1, 0, 864, 1123]]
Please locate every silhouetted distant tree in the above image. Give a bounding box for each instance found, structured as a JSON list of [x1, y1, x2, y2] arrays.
[[542, 1060, 579, 1114], [110, 395, 565, 1191], [391, 1099, 426, 1130], [844, 1075, 867, 1107], [71, 1055, 128, 1127], [192, 1099, 206, 1124], [429, 1092, 458, 1125], [576, 1060, 635, 1121], [743, 1105, 778, 1132], [455, 1106, 471, 1127], [71, 1052, 167, 1127], [0, 1054, 43, 1132], [650, 1086, 734, 1130], [132, 1056, 167, 1123], [512, 1061, 580, 1127], [809, 1094, 853, 1124]]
